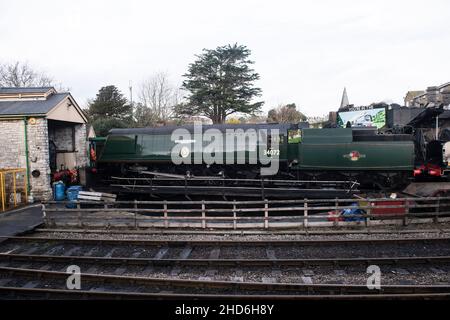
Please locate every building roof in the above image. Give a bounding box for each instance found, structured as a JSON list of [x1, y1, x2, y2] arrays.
[[404, 90, 425, 101], [0, 87, 55, 94], [0, 93, 69, 116]]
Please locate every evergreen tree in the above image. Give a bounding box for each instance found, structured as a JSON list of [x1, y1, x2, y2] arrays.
[[87, 85, 132, 136], [87, 85, 132, 121], [178, 44, 263, 124]]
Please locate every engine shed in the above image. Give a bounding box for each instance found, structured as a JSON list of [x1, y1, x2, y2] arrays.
[[0, 87, 90, 201]]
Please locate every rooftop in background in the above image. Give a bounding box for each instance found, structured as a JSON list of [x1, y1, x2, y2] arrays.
[[0, 92, 69, 116], [0, 86, 87, 123], [0, 87, 56, 94], [404, 82, 450, 107], [0, 87, 57, 101]]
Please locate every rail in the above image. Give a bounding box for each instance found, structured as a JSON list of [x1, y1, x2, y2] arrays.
[[41, 195, 450, 229]]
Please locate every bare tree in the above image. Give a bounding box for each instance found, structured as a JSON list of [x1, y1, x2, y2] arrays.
[[137, 72, 180, 125], [0, 61, 55, 87], [267, 103, 307, 123]]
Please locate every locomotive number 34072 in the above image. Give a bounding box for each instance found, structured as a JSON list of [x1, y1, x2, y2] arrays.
[[264, 149, 280, 156]]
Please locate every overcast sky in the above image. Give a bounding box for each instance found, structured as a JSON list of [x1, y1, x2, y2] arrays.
[[1, 0, 449, 116]]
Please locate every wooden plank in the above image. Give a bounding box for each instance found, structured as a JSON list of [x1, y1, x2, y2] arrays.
[[209, 248, 221, 259], [78, 195, 116, 202], [78, 195, 103, 201], [179, 247, 193, 259], [0, 279, 11, 286], [79, 191, 116, 198], [22, 281, 39, 288], [154, 247, 169, 259], [266, 248, 276, 260]]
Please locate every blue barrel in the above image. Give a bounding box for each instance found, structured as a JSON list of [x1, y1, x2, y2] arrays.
[[66, 185, 82, 208], [54, 182, 66, 201]]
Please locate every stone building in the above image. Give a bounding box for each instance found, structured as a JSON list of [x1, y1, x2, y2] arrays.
[[0, 87, 89, 200], [404, 82, 450, 107]]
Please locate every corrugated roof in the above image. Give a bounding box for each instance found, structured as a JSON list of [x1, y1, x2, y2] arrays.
[[0, 87, 55, 94], [0, 93, 69, 116]]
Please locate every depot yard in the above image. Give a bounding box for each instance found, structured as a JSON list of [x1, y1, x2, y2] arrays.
[[1, 202, 450, 299]]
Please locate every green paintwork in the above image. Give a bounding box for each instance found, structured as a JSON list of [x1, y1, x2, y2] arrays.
[[290, 128, 414, 171], [97, 127, 415, 172], [99, 132, 290, 163], [296, 142, 414, 171]]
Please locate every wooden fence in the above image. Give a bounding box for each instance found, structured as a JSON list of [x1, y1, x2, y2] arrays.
[[41, 196, 450, 230]]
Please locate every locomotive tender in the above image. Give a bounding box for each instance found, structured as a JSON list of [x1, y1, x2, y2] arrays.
[[89, 123, 416, 190]]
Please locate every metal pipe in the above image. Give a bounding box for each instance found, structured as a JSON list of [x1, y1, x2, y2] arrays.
[[23, 118, 31, 196], [0, 172, 4, 212], [436, 115, 439, 140]]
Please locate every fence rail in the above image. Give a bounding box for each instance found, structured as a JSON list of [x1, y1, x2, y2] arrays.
[[41, 196, 450, 230]]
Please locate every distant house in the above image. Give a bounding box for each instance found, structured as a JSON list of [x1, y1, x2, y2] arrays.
[[404, 90, 425, 107], [182, 115, 213, 125], [405, 82, 450, 107], [0, 87, 89, 200]]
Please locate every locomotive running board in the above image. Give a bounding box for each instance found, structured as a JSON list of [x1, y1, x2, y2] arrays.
[[107, 175, 360, 199]]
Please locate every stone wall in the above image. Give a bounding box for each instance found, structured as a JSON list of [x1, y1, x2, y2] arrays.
[[48, 122, 88, 169], [48, 125, 74, 151], [27, 118, 52, 200], [0, 118, 87, 201], [0, 120, 27, 169], [0, 118, 52, 201], [75, 123, 88, 167]]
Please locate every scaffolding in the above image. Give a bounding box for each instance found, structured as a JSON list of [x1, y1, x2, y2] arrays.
[[0, 168, 28, 212]]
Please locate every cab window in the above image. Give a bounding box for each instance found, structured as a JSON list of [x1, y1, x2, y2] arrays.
[[288, 129, 301, 143]]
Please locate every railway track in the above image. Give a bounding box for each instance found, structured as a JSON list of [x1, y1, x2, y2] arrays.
[[1, 235, 450, 267], [1, 233, 449, 299], [0, 265, 449, 299], [1, 252, 449, 267], [2, 286, 449, 300]]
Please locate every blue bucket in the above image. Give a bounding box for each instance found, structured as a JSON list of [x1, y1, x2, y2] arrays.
[[66, 185, 82, 208], [53, 182, 66, 201]]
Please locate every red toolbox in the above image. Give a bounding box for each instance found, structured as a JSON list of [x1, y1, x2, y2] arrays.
[[371, 200, 407, 216]]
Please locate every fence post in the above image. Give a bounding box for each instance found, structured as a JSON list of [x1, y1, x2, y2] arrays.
[[41, 203, 47, 225], [134, 200, 138, 229], [264, 200, 269, 229], [365, 198, 371, 229], [77, 202, 82, 227], [403, 199, 409, 226], [163, 200, 168, 228], [303, 198, 308, 229], [202, 200, 206, 229], [233, 200, 237, 230], [334, 198, 339, 227]]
